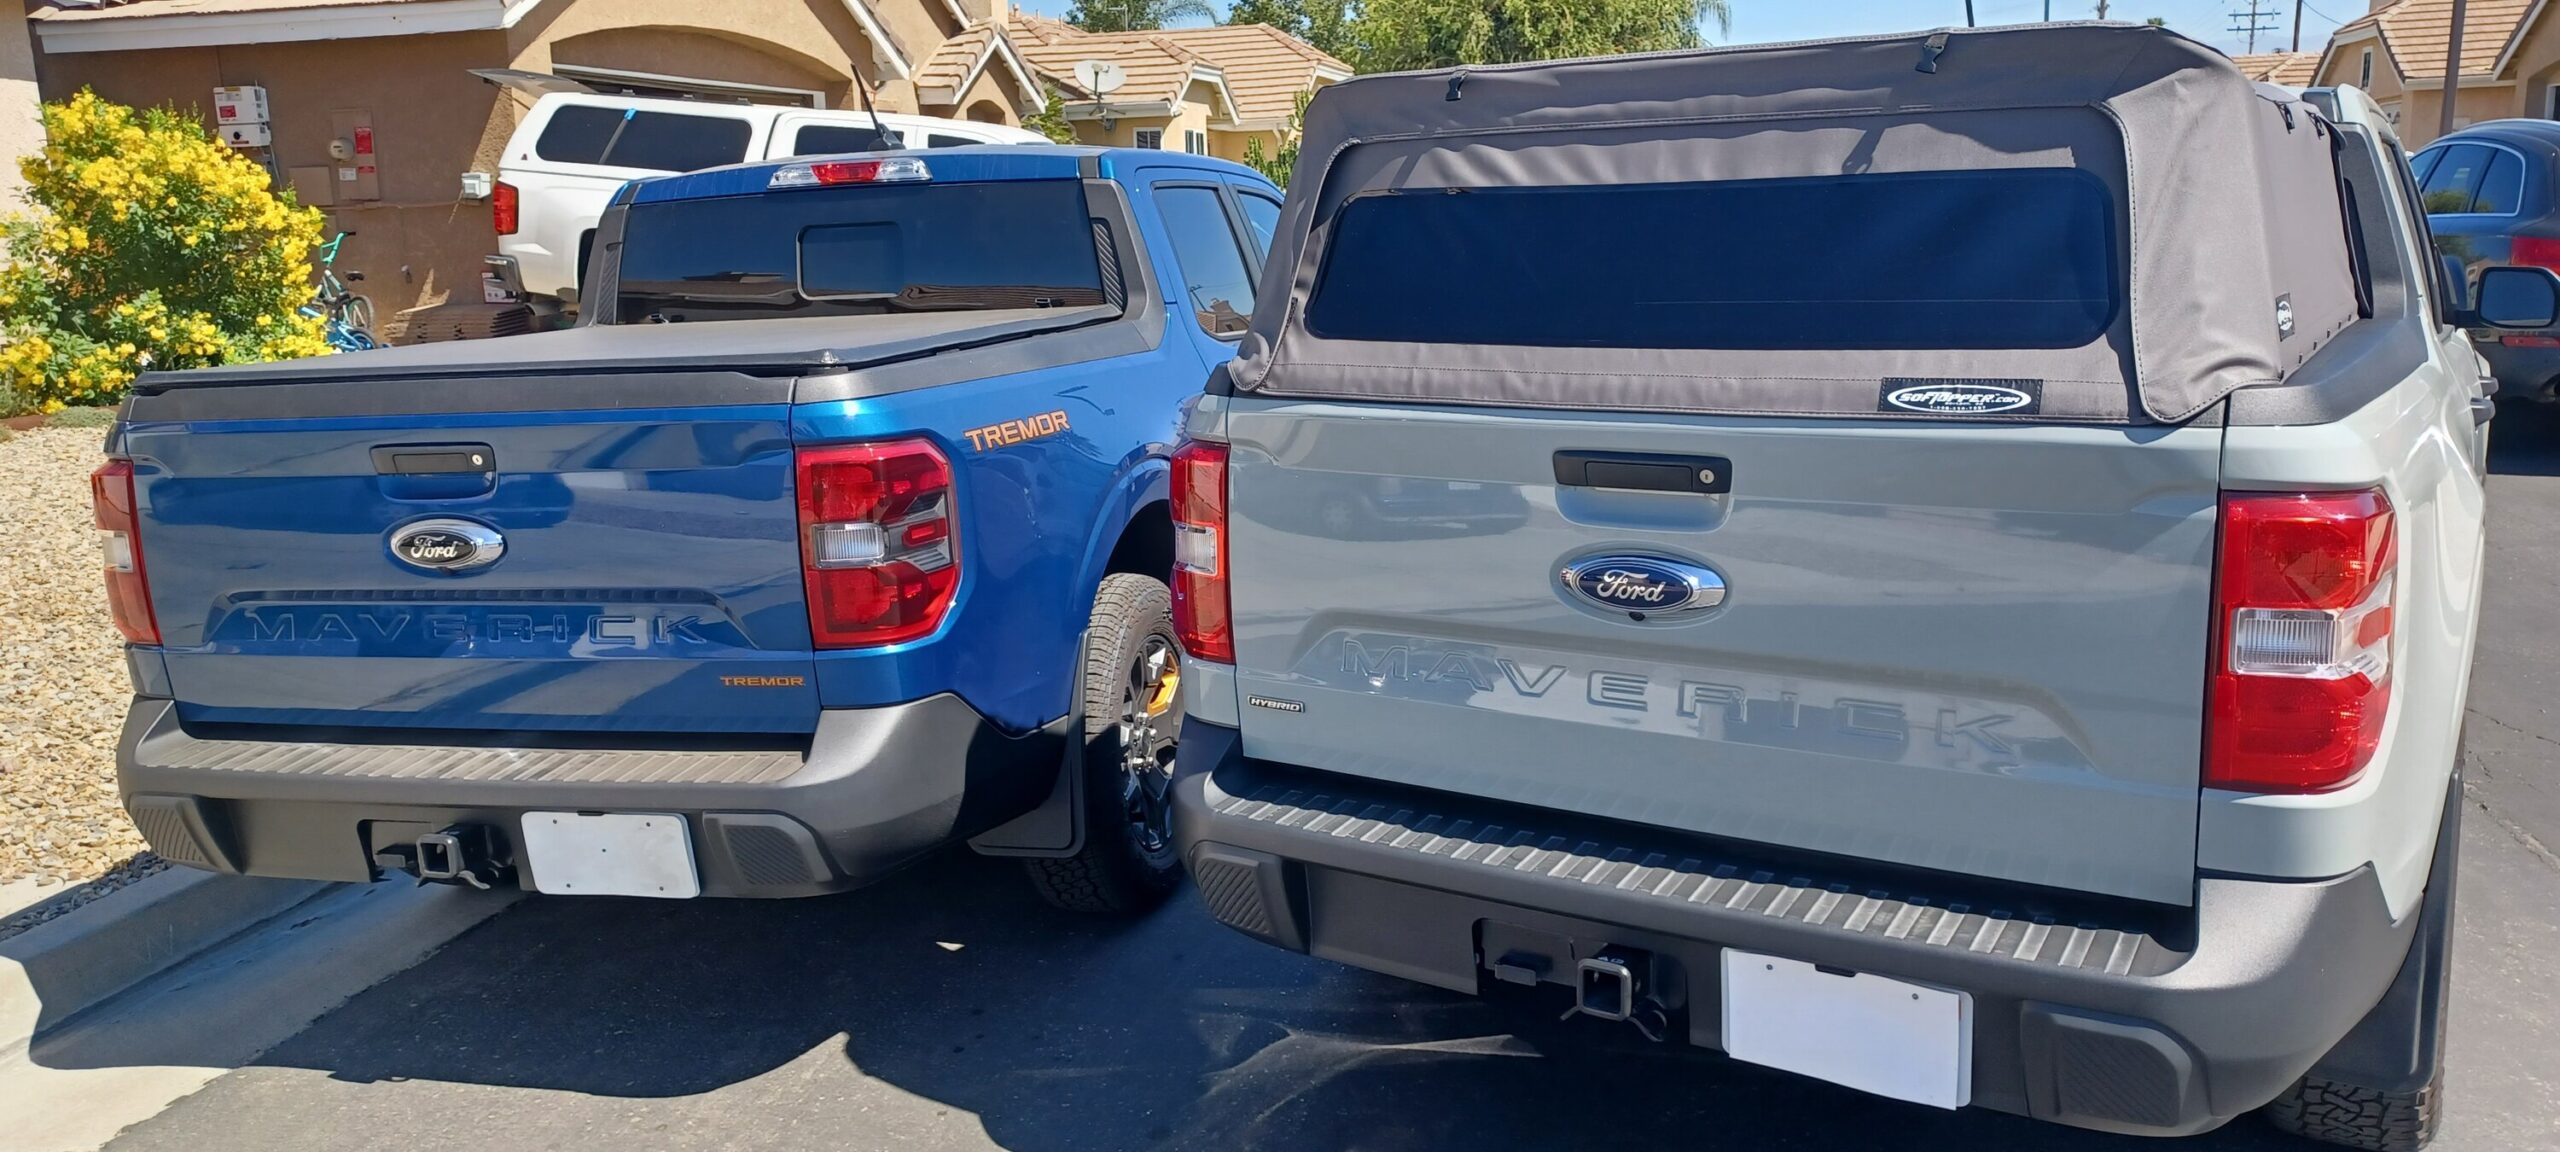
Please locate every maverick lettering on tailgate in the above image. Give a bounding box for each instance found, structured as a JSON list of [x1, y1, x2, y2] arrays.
[[1331, 637, 2033, 770], [229, 607, 735, 650]]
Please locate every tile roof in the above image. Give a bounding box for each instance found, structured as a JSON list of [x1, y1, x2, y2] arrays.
[[2334, 0, 2533, 80], [1007, 13, 1341, 124], [1009, 14, 1217, 108], [2229, 50, 2321, 86], [1144, 23, 1349, 124], [27, 0, 443, 18], [915, 24, 995, 94]]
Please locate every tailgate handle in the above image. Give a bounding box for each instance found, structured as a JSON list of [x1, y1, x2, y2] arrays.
[[1554, 451, 1730, 494], [373, 445, 495, 475]]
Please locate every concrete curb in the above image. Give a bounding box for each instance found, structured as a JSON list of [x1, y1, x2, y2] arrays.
[[0, 868, 329, 1053]]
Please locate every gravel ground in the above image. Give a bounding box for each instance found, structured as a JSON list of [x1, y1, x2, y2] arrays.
[[0, 424, 160, 905]]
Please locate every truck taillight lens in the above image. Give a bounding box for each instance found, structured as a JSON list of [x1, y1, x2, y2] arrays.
[[492, 181, 519, 236], [1170, 439, 1231, 662], [2206, 489, 2395, 793], [796, 440, 956, 648], [90, 459, 159, 646]]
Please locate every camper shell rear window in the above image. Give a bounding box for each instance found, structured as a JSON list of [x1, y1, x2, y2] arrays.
[[1304, 170, 2119, 351], [536, 106, 753, 172]]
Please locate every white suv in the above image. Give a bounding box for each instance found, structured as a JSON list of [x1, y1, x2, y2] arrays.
[[491, 92, 1047, 318]]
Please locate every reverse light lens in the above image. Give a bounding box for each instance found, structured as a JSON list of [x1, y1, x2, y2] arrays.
[[2206, 489, 2396, 793], [796, 440, 956, 648], [769, 157, 931, 189], [1170, 440, 1232, 662], [89, 459, 159, 646]]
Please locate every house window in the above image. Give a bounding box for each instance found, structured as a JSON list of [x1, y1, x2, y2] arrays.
[[1185, 129, 1208, 154], [1134, 128, 1164, 149], [2545, 85, 2560, 120], [2359, 49, 2373, 89]]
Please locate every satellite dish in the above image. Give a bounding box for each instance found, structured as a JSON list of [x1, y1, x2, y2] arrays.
[[1073, 59, 1128, 97]]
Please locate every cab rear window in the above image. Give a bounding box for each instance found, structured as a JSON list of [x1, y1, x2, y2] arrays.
[[1304, 169, 2119, 351], [613, 180, 1107, 323]]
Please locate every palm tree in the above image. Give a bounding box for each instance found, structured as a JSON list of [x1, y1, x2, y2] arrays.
[[1068, 0, 1217, 32]]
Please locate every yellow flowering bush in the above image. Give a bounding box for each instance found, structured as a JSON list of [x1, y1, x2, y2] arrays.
[[0, 91, 333, 415]]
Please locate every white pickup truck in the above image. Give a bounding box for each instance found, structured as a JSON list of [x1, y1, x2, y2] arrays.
[[489, 92, 1047, 319]]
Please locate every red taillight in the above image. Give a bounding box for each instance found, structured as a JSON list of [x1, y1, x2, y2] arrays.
[[492, 181, 519, 236], [90, 459, 159, 646], [2512, 235, 2560, 273], [2501, 334, 2560, 347], [796, 440, 956, 648], [2206, 489, 2395, 793], [1170, 440, 1231, 662]]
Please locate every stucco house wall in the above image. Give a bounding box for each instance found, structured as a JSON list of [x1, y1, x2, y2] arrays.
[[34, 29, 512, 319], [0, 6, 41, 207]]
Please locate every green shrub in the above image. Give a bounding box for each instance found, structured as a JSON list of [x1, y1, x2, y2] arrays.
[[0, 91, 333, 416]]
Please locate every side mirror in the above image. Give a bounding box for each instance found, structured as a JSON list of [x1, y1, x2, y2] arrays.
[[2460, 265, 2560, 330]]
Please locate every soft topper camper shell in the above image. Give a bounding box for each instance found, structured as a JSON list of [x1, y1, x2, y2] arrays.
[[1231, 23, 2361, 424]]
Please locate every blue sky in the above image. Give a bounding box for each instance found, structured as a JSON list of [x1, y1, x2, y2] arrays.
[[1015, 0, 2356, 58]]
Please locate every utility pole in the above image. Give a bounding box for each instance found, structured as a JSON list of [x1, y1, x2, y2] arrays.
[[1965, 1, 1975, 26], [2229, 0, 2278, 53], [2442, 0, 2468, 138], [2292, 0, 2304, 51]]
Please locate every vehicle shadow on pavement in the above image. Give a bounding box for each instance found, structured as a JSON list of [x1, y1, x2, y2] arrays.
[[149, 853, 2306, 1151]]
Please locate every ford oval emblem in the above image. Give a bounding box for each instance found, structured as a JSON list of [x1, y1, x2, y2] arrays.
[[1882, 382, 2036, 415], [1560, 554, 1726, 618], [388, 518, 505, 573]]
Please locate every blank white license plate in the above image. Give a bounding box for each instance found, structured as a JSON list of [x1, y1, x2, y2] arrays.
[[1721, 950, 1972, 1109], [519, 812, 700, 899]]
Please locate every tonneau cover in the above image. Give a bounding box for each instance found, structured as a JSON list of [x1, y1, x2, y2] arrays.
[[1234, 22, 2358, 424], [132, 306, 1118, 393]]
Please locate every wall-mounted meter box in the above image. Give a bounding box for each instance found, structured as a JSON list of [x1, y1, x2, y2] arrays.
[[212, 86, 269, 126], [221, 122, 272, 148]]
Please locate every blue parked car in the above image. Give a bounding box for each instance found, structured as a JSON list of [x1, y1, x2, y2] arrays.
[[94, 146, 1284, 912], [2411, 120, 2560, 400]]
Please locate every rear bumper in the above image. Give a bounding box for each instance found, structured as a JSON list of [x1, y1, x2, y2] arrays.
[[1171, 717, 2416, 1137], [117, 695, 1068, 897]]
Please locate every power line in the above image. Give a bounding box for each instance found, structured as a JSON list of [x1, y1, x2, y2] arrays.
[[2229, 0, 2279, 52]]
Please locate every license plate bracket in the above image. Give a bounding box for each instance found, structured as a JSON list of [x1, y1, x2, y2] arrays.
[[519, 811, 700, 899], [1721, 950, 1972, 1109]]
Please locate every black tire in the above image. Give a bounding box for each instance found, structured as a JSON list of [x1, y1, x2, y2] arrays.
[[2265, 1073, 2441, 1151], [2266, 749, 2463, 1152], [1023, 573, 1185, 914]]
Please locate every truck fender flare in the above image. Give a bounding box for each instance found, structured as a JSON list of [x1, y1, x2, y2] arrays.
[[972, 461, 1169, 859], [1076, 456, 1173, 606]]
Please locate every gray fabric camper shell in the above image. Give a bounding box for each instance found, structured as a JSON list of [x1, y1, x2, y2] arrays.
[[1230, 23, 2360, 424]]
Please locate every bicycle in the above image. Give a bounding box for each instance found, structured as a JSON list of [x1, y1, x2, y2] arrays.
[[301, 230, 379, 352]]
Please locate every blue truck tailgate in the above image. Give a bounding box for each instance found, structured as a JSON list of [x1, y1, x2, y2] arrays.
[[122, 373, 815, 734]]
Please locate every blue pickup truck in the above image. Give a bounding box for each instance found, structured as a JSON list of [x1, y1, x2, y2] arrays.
[[91, 146, 1284, 912]]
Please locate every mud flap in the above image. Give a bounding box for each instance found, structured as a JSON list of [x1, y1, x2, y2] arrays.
[[2299, 762, 2463, 1094], [968, 630, 1089, 858]]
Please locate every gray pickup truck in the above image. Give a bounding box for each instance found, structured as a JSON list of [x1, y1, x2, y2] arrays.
[[1167, 25, 2551, 1150]]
